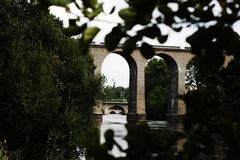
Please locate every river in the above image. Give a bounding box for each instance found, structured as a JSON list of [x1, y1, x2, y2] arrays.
[[100, 114, 167, 158]]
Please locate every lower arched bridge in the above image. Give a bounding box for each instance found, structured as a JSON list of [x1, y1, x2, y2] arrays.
[[94, 101, 128, 115]]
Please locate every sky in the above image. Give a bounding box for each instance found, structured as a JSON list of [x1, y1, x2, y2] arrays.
[[101, 54, 129, 87], [49, 0, 240, 88]]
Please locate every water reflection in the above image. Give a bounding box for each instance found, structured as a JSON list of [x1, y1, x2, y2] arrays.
[[100, 114, 128, 157], [100, 114, 168, 157], [146, 120, 168, 129]]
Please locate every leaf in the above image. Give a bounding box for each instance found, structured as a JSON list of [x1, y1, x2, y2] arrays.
[[66, 0, 74, 3], [130, 0, 157, 14], [62, 23, 87, 36], [123, 37, 138, 54], [138, 25, 161, 39], [119, 8, 136, 22], [109, 6, 116, 14], [69, 19, 77, 26], [105, 26, 124, 51], [82, 0, 97, 9], [173, 26, 182, 32], [158, 35, 168, 44], [49, 0, 67, 7], [140, 43, 155, 59], [83, 3, 103, 20], [82, 27, 100, 42], [156, 16, 162, 23]]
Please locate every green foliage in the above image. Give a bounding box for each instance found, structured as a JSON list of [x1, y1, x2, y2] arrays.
[[82, 27, 100, 43], [102, 86, 128, 102], [145, 58, 170, 120], [0, 0, 103, 159]]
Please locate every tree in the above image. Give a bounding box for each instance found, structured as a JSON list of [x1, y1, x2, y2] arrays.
[[0, 0, 104, 159], [185, 57, 205, 92], [145, 58, 170, 120], [102, 85, 128, 102]]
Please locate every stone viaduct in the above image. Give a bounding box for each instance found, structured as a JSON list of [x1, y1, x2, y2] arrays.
[[91, 44, 194, 121], [93, 101, 128, 115]]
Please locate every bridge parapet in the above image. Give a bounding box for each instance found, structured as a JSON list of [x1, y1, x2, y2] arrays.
[[102, 101, 128, 105]]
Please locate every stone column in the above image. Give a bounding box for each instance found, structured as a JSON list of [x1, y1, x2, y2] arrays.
[[177, 62, 187, 116], [127, 51, 147, 121], [90, 47, 109, 121]]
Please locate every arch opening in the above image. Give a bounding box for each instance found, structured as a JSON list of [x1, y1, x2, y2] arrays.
[[145, 54, 178, 120], [109, 111, 117, 114], [101, 53, 129, 88], [109, 105, 126, 115], [101, 52, 137, 116]]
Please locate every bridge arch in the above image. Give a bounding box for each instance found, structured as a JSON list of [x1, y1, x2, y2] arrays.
[[108, 105, 126, 115], [113, 51, 137, 116], [102, 53, 130, 88], [100, 101, 128, 115], [92, 47, 138, 119]]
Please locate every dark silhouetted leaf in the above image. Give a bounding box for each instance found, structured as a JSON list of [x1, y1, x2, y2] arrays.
[[130, 0, 157, 14], [109, 6, 115, 14], [158, 35, 168, 44], [123, 37, 138, 54], [173, 26, 182, 32], [69, 19, 77, 26], [138, 25, 161, 39], [105, 26, 125, 51], [62, 23, 87, 36], [140, 43, 155, 59], [156, 16, 162, 23]]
